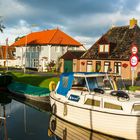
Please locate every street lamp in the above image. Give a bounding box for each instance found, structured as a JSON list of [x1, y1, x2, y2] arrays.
[[23, 24, 38, 73], [6, 38, 8, 72]]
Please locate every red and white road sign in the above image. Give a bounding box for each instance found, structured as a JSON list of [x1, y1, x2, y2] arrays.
[[130, 55, 138, 67], [131, 44, 138, 55]]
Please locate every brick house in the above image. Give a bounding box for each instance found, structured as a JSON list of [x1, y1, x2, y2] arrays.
[[0, 45, 15, 67], [80, 19, 140, 79]]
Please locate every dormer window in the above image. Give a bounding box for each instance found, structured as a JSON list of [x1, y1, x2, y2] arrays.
[[99, 44, 109, 53]]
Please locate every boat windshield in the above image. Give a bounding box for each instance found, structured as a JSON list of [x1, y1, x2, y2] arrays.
[[72, 76, 115, 91], [115, 77, 126, 90], [72, 77, 86, 89], [86, 77, 113, 91], [71, 75, 126, 92]]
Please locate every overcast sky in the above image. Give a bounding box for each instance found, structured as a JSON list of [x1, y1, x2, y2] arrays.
[[0, 0, 140, 48]]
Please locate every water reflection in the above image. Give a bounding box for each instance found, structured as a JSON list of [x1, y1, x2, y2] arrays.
[[0, 93, 123, 140], [49, 115, 121, 140], [0, 93, 11, 140], [0, 94, 52, 140]]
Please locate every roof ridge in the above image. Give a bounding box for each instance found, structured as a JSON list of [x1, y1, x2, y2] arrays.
[[48, 29, 59, 44]]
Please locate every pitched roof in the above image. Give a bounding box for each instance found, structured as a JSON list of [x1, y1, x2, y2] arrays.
[[11, 29, 82, 47], [0, 45, 15, 60], [81, 25, 140, 60], [61, 50, 86, 60]]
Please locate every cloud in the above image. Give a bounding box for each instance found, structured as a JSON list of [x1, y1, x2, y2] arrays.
[[0, 0, 140, 49], [0, 19, 40, 45], [0, 0, 30, 18]]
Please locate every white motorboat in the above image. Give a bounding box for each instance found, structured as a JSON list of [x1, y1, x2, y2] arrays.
[[50, 72, 140, 140]]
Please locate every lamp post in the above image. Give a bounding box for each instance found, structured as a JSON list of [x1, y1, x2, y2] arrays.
[[23, 24, 38, 73], [23, 35, 27, 73], [5, 38, 8, 72]]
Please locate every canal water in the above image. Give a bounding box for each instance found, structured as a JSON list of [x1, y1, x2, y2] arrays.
[[0, 93, 121, 140]]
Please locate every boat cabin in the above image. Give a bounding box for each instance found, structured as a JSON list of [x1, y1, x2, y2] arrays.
[[54, 72, 140, 115]]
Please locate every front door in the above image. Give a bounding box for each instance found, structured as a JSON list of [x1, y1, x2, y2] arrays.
[[64, 60, 73, 72], [96, 61, 101, 72]]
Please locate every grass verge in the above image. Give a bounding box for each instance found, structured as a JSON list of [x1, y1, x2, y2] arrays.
[[5, 71, 59, 88]]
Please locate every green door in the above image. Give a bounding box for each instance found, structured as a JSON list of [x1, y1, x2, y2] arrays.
[[64, 60, 73, 72]]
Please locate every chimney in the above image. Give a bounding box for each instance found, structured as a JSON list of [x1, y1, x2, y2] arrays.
[[111, 24, 115, 29], [129, 18, 137, 29]]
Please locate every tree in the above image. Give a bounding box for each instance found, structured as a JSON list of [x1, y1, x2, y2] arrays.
[[0, 17, 5, 32], [15, 36, 25, 42]]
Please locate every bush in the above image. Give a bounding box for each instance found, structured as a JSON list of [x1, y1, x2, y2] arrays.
[[46, 60, 56, 72]]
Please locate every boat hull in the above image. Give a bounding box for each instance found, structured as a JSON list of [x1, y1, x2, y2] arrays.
[[7, 81, 50, 103], [9, 90, 50, 103], [50, 93, 140, 140]]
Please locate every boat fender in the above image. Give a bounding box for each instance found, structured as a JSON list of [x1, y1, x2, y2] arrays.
[[94, 88, 104, 94], [51, 119, 56, 131], [52, 103, 57, 115], [48, 128, 53, 137], [110, 91, 130, 101], [49, 81, 56, 91], [63, 103, 67, 116]]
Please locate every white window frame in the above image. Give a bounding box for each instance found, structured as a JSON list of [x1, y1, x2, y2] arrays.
[[104, 61, 110, 72], [55, 46, 60, 53], [104, 45, 109, 52], [99, 44, 109, 53], [114, 62, 121, 75], [99, 45, 104, 52]]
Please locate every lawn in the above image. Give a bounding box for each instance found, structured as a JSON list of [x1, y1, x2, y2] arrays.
[[5, 71, 59, 88], [128, 86, 140, 92]]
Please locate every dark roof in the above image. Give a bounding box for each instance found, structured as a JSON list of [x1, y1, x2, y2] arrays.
[[81, 25, 140, 60], [61, 50, 86, 60]]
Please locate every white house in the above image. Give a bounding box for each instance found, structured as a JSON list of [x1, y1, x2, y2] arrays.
[[11, 28, 85, 71]]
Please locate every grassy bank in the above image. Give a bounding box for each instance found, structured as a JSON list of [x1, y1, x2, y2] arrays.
[[5, 71, 59, 88], [128, 86, 140, 92]]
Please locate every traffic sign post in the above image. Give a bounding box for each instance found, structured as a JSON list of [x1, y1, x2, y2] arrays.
[[130, 44, 138, 86], [131, 67, 135, 87]]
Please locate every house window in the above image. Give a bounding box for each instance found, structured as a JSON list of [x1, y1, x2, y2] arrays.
[[99, 45, 104, 52], [99, 44, 109, 53], [29, 47, 32, 52], [33, 47, 36, 52], [96, 61, 101, 72], [72, 47, 76, 50], [26, 47, 29, 52], [114, 62, 121, 75], [87, 61, 93, 72], [33, 58, 39, 68], [104, 62, 110, 72], [55, 47, 60, 53], [105, 45, 109, 52]]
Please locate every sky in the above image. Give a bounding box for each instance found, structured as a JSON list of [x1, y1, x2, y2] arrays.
[[0, 0, 140, 48]]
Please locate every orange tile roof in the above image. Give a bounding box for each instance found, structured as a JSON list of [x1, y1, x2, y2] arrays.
[[11, 29, 82, 47], [0, 45, 15, 59]]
